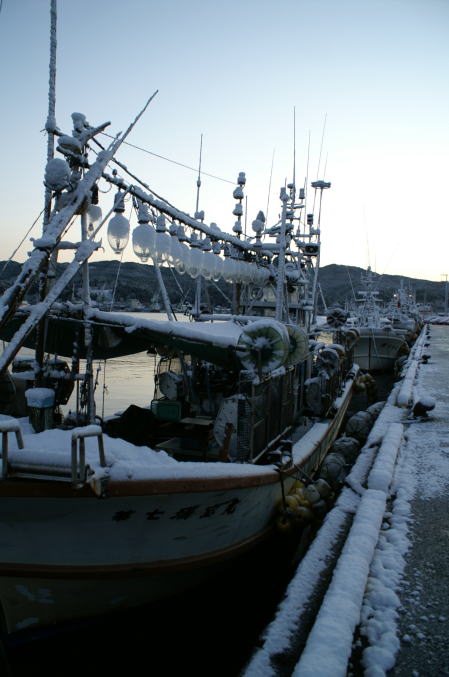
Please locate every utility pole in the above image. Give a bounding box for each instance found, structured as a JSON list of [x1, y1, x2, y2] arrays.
[[442, 274, 448, 314]]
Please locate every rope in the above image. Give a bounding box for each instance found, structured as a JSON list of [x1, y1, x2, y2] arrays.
[[1, 209, 44, 274], [110, 251, 123, 311], [100, 132, 235, 185]]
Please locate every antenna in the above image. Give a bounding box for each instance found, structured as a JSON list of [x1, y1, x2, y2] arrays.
[[195, 133, 203, 214], [292, 106, 296, 189]]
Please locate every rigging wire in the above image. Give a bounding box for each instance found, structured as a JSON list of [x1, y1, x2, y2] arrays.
[[265, 148, 275, 226], [90, 141, 193, 218], [100, 132, 235, 185], [110, 251, 124, 311], [313, 113, 327, 213], [1, 208, 44, 274], [346, 267, 357, 302]]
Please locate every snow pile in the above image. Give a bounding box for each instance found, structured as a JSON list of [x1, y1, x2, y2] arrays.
[[292, 489, 387, 677], [24, 388, 55, 408], [368, 423, 403, 492], [360, 445, 417, 676], [242, 490, 360, 677], [243, 383, 403, 677]]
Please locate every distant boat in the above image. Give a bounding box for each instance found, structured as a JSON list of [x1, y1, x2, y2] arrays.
[[347, 268, 410, 372]]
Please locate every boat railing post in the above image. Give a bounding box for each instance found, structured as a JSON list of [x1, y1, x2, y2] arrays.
[[0, 421, 24, 480], [1, 432, 8, 481], [71, 426, 107, 486]]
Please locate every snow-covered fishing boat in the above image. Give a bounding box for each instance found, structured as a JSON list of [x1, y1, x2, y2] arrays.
[[386, 282, 423, 341], [345, 267, 409, 372], [0, 1, 359, 635]]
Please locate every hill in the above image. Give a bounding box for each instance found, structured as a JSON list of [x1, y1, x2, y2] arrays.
[[318, 264, 445, 311], [0, 260, 446, 312]]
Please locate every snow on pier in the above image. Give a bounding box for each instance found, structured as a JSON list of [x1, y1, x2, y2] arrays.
[[243, 324, 449, 677]]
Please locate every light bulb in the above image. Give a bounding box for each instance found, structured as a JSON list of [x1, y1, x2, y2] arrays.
[[107, 212, 130, 254]]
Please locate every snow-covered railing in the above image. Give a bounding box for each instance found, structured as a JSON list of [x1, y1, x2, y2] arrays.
[[71, 424, 106, 488], [396, 327, 427, 407]]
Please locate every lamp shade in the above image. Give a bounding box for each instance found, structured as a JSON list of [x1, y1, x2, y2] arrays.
[[132, 223, 155, 262], [86, 204, 103, 232], [107, 212, 130, 254]]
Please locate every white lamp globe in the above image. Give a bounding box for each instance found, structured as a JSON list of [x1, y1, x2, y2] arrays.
[[211, 254, 223, 282], [186, 246, 203, 279], [107, 212, 130, 254], [132, 224, 154, 262], [154, 215, 171, 264], [86, 204, 103, 233]]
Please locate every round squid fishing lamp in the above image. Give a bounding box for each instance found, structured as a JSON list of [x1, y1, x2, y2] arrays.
[[186, 246, 203, 279], [153, 214, 171, 264], [173, 227, 189, 275], [200, 238, 214, 280], [211, 253, 223, 282], [132, 223, 155, 262], [185, 233, 203, 278], [86, 204, 102, 233], [107, 200, 130, 254]]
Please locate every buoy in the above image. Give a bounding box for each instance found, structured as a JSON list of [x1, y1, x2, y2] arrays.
[[295, 487, 312, 506], [314, 478, 332, 498], [366, 401, 385, 420], [345, 410, 373, 444], [284, 494, 300, 510], [305, 484, 321, 504], [319, 452, 347, 489], [331, 436, 360, 464], [276, 512, 295, 534], [293, 505, 314, 523]]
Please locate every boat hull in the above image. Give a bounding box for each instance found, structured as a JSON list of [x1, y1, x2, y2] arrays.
[[0, 376, 354, 634], [353, 329, 406, 372]]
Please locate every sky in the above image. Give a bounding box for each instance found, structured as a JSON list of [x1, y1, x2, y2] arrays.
[[1, 0, 449, 284]]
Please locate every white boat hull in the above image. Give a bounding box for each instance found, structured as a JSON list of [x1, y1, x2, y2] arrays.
[[353, 329, 406, 372], [0, 376, 354, 634]]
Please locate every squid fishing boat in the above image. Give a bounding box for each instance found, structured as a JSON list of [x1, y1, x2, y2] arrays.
[[346, 267, 409, 372], [0, 1, 358, 635], [386, 282, 423, 342]]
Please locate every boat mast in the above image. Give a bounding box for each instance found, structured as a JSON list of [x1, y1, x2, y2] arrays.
[[35, 0, 58, 384], [192, 134, 203, 318], [44, 0, 57, 229], [275, 109, 296, 324]]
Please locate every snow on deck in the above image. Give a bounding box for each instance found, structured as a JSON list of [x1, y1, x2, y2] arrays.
[[0, 417, 276, 482]]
